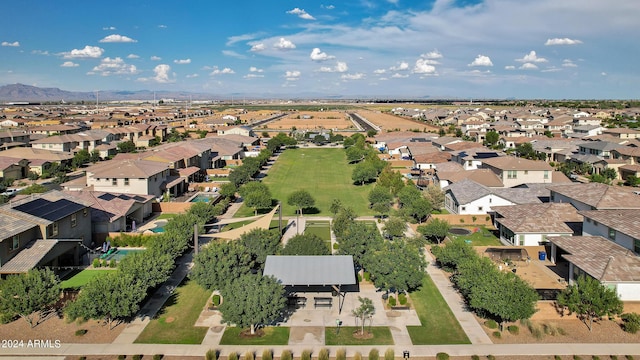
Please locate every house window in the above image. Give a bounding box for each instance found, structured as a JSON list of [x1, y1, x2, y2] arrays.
[[11, 235, 19, 251], [83, 208, 88, 217], [71, 213, 77, 227], [519, 235, 525, 246], [124, 178, 130, 186], [586, 218, 591, 223], [634, 239, 640, 255], [544, 170, 549, 179], [507, 170, 517, 179], [478, 206, 483, 211], [112, 178, 117, 186], [524, 170, 529, 175], [608, 227, 616, 240], [461, 206, 466, 211]]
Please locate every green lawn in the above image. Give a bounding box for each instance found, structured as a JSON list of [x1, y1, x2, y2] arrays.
[[155, 213, 178, 220], [237, 148, 375, 217], [406, 276, 470, 344], [135, 280, 210, 344], [220, 326, 290, 345], [60, 269, 112, 289], [325, 326, 394, 345], [222, 219, 282, 231], [448, 226, 501, 246]]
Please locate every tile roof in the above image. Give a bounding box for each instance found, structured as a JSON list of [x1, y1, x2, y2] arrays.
[[62, 190, 154, 223], [493, 203, 581, 233], [550, 236, 640, 282], [579, 209, 640, 240], [87, 158, 168, 178], [547, 183, 640, 209], [481, 156, 553, 171], [0, 240, 59, 274], [438, 169, 504, 187], [444, 178, 491, 204]]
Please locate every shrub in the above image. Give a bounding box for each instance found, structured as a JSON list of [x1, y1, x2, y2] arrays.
[[592, 357, 600, 360], [357, 273, 362, 282], [507, 325, 519, 335], [485, 216, 490, 222], [554, 357, 562, 360], [336, 348, 346, 360], [472, 356, 480, 360], [388, 296, 396, 306], [318, 348, 330, 360], [460, 219, 465, 223], [109, 259, 117, 268], [484, 320, 498, 329], [436, 353, 449, 360], [78, 357, 86, 360], [212, 294, 221, 307], [625, 356, 634, 360], [363, 272, 371, 282], [610, 356, 618, 360], [102, 259, 109, 267], [229, 352, 239, 360], [132, 355, 142, 360], [369, 349, 379, 360], [75, 329, 87, 336], [117, 356, 125, 360], [472, 216, 477, 222], [487, 356, 495, 360], [243, 352, 254, 360], [544, 322, 564, 336], [384, 349, 394, 360], [153, 355, 163, 360], [281, 350, 292, 360], [573, 356, 582, 360], [205, 349, 218, 360], [621, 313, 640, 334], [92, 258, 101, 268], [354, 352, 362, 360], [301, 349, 312, 360], [333, 243, 339, 250], [398, 293, 407, 305], [492, 331, 501, 338], [262, 349, 272, 360]]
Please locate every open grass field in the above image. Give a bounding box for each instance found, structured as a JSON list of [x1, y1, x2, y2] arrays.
[[60, 269, 112, 289], [407, 275, 470, 344], [238, 148, 375, 217], [220, 326, 290, 345], [135, 280, 209, 344], [448, 226, 501, 246], [325, 326, 394, 345]]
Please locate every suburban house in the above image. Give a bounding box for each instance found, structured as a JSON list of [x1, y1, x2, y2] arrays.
[[449, 148, 504, 170], [492, 203, 582, 247], [579, 209, 640, 254], [602, 128, 640, 139], [217, 125, 254, 137], [28, 124, 82, 136], [0, 190, 93, 274], [30, 133, 104, 153], [0, 130, 30, 149], [547, 183, 640, 211], [549, 236, 640, 300], [437, 169, 503, 188], [0, 147, 74, 175], [443, 178, 543, 215], [480, 156, 553, 187], [0, 157, 29, 180], [82, 158, 176, 198], [577, 140, 623, 159]]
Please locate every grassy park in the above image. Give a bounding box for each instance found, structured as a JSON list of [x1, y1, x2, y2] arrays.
[[236, 148, 375, 217], [220, 326, 290, 345], [135, 280, 210, 344], [325, 326, 394, 345]]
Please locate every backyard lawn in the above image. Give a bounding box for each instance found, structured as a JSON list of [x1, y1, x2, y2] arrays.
[[135, 280, 210, 344], [447, 226, 501, 246], [406, 276, 470, 344], [220, 326, 290, 345], [236, 148, 375, 217], [60, 269, 112, 289]]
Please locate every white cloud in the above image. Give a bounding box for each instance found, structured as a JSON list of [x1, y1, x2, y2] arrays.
[[99, 34, 137, 43], [287, 8, 316, 20], [505, 65, 516, 70], [373, 69, 386, 74], [516, 51, 547, 63], [226, 33, 261, 46], [158, 24, 167, 29], [60, 61, 79, 67], [321, 4, 335, 9], [89, 57, 138, 76], [421, 50, 442, 59], [285, 70, 301, 80], [562, 59, 578, 67], [102, 26, 116, 30], [601, 72, 607, 76], [545, 38, 583, 46], [32, 50, 49, 55], [210, 67, 235, 76], [391, 73, 409, 78], [152, 64, 173, 82], [468, 55, 493, 67], [222, 50, 246, 59], [63, 45, 104, 59], [541, 67, 562, 73], [250, 43, 266, 52], [150, 56, 161, 61], [413, 58, 437, 74], [274, 38, 296, 50], [1, 41, 20, 47], [174, 59, 191, 64], [244, 73, 264, 79], [318, 61, 348, 73], [390, 61, 409, 71], [341, 73, 365, 80], [127, 54, 140, 59], [310, 48, 335, 61], [519, 63, 538, 70], [249, 66, 264, 73], [186, 73, 199, 78]]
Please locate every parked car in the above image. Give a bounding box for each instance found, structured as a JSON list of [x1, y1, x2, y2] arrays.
[[1, 188, 18, 197]]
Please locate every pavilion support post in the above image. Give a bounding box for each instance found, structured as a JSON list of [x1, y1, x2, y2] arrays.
[[333, 284, 346, 314]]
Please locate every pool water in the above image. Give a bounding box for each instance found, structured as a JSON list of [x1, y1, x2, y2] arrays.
[[190, 193, 219, 202], [150, 226, 165, 233]]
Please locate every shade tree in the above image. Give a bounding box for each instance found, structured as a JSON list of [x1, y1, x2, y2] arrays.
[[365, 240, 426, 295], [337, 221, 383, 268], [0, 268, 60, 328], [191, 241, 252, 291], [281, 233, 330, 256], [240, 228, 282, 270], [557, 275, 623, 331], [417, 218, 450, 244]]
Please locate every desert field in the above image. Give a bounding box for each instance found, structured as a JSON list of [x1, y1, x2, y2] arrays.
[[354, 109, 440, 132], [266, 111, 355, 131]]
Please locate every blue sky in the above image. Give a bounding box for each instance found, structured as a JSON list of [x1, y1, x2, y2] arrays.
[[1, 0, 639, 99]]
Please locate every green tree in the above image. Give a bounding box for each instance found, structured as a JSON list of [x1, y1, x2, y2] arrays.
[[338, 221, 383, 268], [366, 129, 378, 137], [406, 197, 432, 223], [365, 240, 426, 295], [368, 186, 393, 218], [430, 239, 476, 272], [117, 250, 174, 290], [485, 130, 499, 147], [376, 167, 405, 196], [240, 228, 282, 270], [117, 140, 136, 153], [352, 296, 375, 335], [397, 185, 422, 208], [329, 198, 343, 216], [219, 274, 286, 335], [346, 146, 365, 163], [219, 182, 237, 199], [188, 201, 219, 224], [557, 275, 623, 331], [282, 233, 330, 255], [72, 149, 91, 168], [191, 241, 252, 291], [65, 272, 146, 329], [17, 183, 47, 195], [287, 189, 315, 218], [424, 185, 445, 212], [601, 168, 617, 181], [90, 149, 101, 163], [240, 182, 272, 215], [625, 175, 640, 187], [332, 206, 357, 239], [589, 173, 610, 184], [0, 268, 60, 328], [383, 217, 407, 239], [352, 162, 378, 185], [417, 218, 450, 243]]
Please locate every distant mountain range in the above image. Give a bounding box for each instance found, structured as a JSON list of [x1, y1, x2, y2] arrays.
[[0, 83, 222, 103]]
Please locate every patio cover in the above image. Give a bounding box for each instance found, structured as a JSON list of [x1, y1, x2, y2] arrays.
[[263, 255, 356, 286]]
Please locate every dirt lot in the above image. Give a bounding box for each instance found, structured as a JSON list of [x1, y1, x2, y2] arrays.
[[266, 111, 354, 131], [355, 109, 440, 132]]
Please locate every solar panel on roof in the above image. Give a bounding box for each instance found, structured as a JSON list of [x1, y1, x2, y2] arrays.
[[15, 199, 85, 221], [98, 193, 116, 201]]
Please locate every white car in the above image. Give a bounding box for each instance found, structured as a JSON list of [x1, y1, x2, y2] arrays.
[[1, 188, 18, 197]]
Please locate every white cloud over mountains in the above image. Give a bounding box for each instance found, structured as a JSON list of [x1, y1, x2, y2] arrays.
[[89, 57, 137, 76]]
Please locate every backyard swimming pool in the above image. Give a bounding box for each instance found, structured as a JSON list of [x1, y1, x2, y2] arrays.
[[188, 192, 220, 203]]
